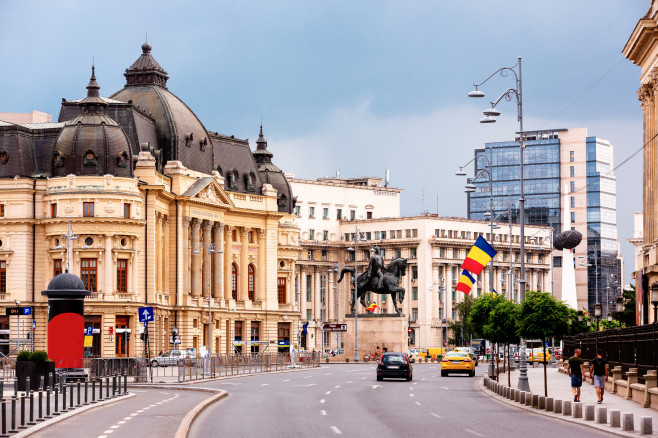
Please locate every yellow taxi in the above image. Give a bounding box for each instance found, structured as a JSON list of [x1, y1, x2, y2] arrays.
[[528, 348, 551, 364], [418, 348, 446, 360], [440, 351, 475, 377]]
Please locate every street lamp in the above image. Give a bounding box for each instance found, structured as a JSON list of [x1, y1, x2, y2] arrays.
[[469, 57, 528, 392], [193, 243, 223, 359], [651, 283, 658, 323], [594, 302, 602, 332], [347, 227, 368, 363]]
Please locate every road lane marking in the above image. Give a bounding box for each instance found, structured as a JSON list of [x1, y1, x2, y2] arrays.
[[320, 399, 325, 404], [325, 391, 331, 395], [464, 429, 485, 437], [409, 394, 414, 397], [103, 431, 114, 434], [110, 425, 120, 429], [421, 378, 426, 381], [413, 382, 417, 385], [260, 384, 269, 386], [123, 417, 132, 420], [370, 385, 382, 389], [98, 436, 107, 438], [361, 377, 366, 380], [415, 402, 421, 406], [431, 413, 442, 419], [347, 381, 353, 383], [330, 426, 342, 435], [321, 410, 327, 416], [440, 387, 449, 390], [305, 376, 312, 379], [117, 421, 126, 424], [282, 379, 291, 382], [130, 413, 139, 417], [334, 385, 341, 388], [408, 387, 413, 390]]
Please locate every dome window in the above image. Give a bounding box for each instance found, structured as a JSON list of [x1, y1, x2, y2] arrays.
[[199, 137, 208, 152], [116, 151, 129, 168], [0, 150, 8, 165], [83, 149, 97, 167], [185, 133, 194, 148], [277, 193, 287, 208], [245, 171, 256, 192], [84, 237, 94, 247], [228, 169, 239, 190], [53, 151, 65, 168]]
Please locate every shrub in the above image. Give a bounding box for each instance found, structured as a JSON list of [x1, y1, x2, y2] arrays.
[[16, 351, 31, 362], [29, 351, 49, 362]]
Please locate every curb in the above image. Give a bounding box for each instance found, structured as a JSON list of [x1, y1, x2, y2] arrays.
[[12, 392, 135, 438], [477, 378, 647, 438], [173, 389, 227, 438]]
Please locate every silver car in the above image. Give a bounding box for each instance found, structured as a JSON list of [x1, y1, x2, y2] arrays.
[[150, 350, 196, 367]]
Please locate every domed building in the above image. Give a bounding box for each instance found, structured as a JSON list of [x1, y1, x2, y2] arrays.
[[0, 43, 300, 358]]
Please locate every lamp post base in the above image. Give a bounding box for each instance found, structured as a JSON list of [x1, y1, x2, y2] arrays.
[[517, 341, 530, 392]]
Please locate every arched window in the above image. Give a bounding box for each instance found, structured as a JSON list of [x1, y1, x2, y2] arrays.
[[232, 263, 238, 300], [248, 264, 255, 301]]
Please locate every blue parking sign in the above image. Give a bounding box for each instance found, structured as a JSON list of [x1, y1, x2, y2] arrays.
[[85, 326, 93, 336]]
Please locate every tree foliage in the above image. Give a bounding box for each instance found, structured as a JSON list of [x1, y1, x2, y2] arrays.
[[517, 291, 570, 341], [483, 299, 520, 346], [448, 294, 476, 346], [469, 294, 503, 341], [612, 285, 636, 327]]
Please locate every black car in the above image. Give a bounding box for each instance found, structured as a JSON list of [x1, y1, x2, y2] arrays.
[[376, 352, 413, 381]]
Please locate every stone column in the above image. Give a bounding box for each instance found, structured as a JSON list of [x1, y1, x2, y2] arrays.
[[240, 228, 250, 301], [104, 235, 113, 294], [328, 270, 335, 321], [190, 219, 202, 297], [224, 226, 233, 299], [611, 365, 623, 394], [626, 368, 639, 400], [131, 237, 138, 293], [202, 221, 212, 298], [163, 215, 170, 295], [213, 223, 223, 299], [257, 229, 267, 302], [156, 214, 162, 293], [315, 270, 321, 320], [182, 217, 191, 295], [643, 370, 657, 408], [300, 267, 307, 319]]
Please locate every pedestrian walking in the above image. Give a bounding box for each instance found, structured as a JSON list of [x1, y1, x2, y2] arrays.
[[290, 344, 297, 368], [590, 348, 609, 404], [565, 348, 584, 402]]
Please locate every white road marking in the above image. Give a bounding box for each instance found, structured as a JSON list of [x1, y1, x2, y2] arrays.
[[370, 385, 382, 389], [98, 436, 107, 438], [282, 379, 291, 382], [260, 384, 269, 386], [440, 386, 449, 390], [432, 375, 437, 378], [409, 393, 414, 397], [408, 387, 413, 390], [220, 382, 240, 385], [103, 431, 114, 434], [431, 413, 442, 419], [117, 421, 126, 425], [130, 413, 139, 417], [293, 384, 319, 387], [325, 391, 332, 395], [149, 404, 156, 407], [346, 381, 353, 384], [334, 385, 341, 389], [123, 417, 132, 420], [131, 390, 146, 393], [421, 378, 426, 381], [110, 425, 120, 429], [413, 382, 417, 385], [330, 426, 342, 435], [320, 399, 326, 404], [361, 377, 366, 380], [305, 376, 312, 379], [415, 402, 421, 406], [464, 429, 485, 437], [321, 410, 327, 416]]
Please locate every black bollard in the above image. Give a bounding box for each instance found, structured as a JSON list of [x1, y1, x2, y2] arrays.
[[26, 377, 30, 396], [37, 389, 43, 422], [112, 375, 116, 398], [48, 372, 53, 391], [69, 383, 73, 409], [91, 379, 96, 404], [45, 387, 51, 419], [0, 378, 3, 398], [123, 372, 127, 395], [39, 376, 44, 392], [84, 380, 88, 405], [53, 386, 59, 416], [1, 399, 7, 438], [76, 380, 81, 407], [105, 377, 109, 399], [62, 384, 67, 412], [12, 381, 16, 400], [28, 391, 35, 425], [99, 378, 103, 401], [9, 398, 16, 433], [19, 394, 26, 429]]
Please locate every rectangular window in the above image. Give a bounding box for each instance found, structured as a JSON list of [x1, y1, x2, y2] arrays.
[[0, 204, 4, 217], [123, 203, 130, 219], [51, 203, 57, 218], [54, 259, 62, 277], [411, 287, 418, 300], [306, 275, 312, 301], [295, 206, 300, 216], [570, 181, 575, 193], [439, 247, 445, 258], [234, 321, 243, 341], [570, 150, 574, 162], [411, 266, 418, 280], [306, 309, 312, 321], [570, 166, 575, 178], [395, 248, 401, 258], [117, 259, 128, 292], [336, 208, 342, 220], [381, 231, 386, 239], [232, 230, 237, 241], [277, 278, 286, 304], [350, 210, 355, 220], [410, 248, 417, 258], [81, 258, 97, 292], [323, 230, 328, 241], [366, 232, 371, 240], [367, 211, 373, 219], [309, 229, 315, 240], [570, 196, 575, 208], [411, 308, 418, 322], [248, 231, 254, 243], [251, 321, 260, 342], [380, 249, 386, 259], [571, 211, 575, 223], [0, 261, 6, 294], [323, 208, 328, 219], [309, 206, 315, 218], [348, 251, 355, 262], [83, 202, 94, 217], [321, 250, 327, 261], [307, 250, 313, 260]]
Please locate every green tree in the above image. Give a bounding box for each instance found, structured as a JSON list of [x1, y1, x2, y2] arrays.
[[518, 291, 570, 396], [612, 285, 636, 327], [448, 294, 476, 346], [483, 299, 520, 386], [469, 294, 503, 339]]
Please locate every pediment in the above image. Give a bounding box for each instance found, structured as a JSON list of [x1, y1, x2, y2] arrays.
[[183, 177, 234, 207]]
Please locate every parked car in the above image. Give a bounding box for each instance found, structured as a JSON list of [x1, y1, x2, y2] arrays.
[[454, 347, 479, 366], [418, 347, 447, 359], [376, 352, 413, 381], [150, 350, 196, 367], [441, 351, 475, 377]]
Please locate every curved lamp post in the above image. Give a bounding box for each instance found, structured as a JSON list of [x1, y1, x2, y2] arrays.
[[193, 243, 223, 359]]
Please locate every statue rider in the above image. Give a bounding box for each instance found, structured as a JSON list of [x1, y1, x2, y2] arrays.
[[361, 246, 385, 291]]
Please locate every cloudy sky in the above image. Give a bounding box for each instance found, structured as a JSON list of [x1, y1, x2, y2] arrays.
[[0, 1, 647, 283]]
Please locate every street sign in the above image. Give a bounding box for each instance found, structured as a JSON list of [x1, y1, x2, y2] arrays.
[[138, 306, 154, 323], [6, 307, 30, 316], [32, 320, 36, 331], [322, 323, 347, 332], [170, 335, 181, 345], [85, 326, 93, 336]]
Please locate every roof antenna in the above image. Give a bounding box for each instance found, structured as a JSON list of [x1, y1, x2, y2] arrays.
[[146, 32, 148, 43]]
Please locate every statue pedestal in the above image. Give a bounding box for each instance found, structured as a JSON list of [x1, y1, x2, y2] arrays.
[[343, 313, 407, 359]]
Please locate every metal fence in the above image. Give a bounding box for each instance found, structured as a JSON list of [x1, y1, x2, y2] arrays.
[[563, 323, 658, 383]]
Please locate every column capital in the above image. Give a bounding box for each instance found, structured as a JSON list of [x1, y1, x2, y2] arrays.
[[191, 218, 202, 231], [241, 227, 250, 237], [182, 216, 193, 227], [203, 220, 213, 231], [639, 83, 654, 106], [258, 228, 267, 239], [215, 222, 225, 233]]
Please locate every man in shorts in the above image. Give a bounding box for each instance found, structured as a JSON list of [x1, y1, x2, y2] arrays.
[[565, 348, 584, 402], [590, 349, 609, 404]]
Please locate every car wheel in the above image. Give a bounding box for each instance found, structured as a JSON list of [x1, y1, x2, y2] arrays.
[[441, 371, 447, 377], [377, 375, 383, 381], [150, 360, 158, 367], [177, 359, 184, 366], [470, 370, 475, 377]]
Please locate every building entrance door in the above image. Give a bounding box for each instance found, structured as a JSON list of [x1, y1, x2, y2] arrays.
[[115, 316, 130, 357]]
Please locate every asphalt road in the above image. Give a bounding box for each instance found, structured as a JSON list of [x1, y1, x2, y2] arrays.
[[190, 364, 618, 438], [29, 387, 210, 438]]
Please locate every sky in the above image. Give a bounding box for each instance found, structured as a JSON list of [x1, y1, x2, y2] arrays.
[[0, 1, 647, 283]]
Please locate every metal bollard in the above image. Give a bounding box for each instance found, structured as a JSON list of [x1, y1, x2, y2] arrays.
[[12, 381, 16, 400], [0, 399, 7, 438], [53, 386, 59, 416], [37, 389, 43, 422], [45, 387, 51, 419], [9, 398, 16, 433], [69, 383, 73, 410], [39, 376, 44, 392], [123, 372, 127, 395], [112, 375, 116, 398], [77, 380, 81, 406], [91, 379, 96, 404], [48, 372, 53, 391], [105, 377, 109, 399], [19, 394, 26, 429], [28, 391, 35, 425], [26, 377, 30, 396], [62, 384, 67, 412], [98, 378, 103, 401], [84, 380, 88, 405]]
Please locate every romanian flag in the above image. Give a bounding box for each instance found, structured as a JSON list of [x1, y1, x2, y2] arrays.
[[456, 270, 475, 294], [366, 302, 380, 312], [462, 236, 497, 276], [582, 307, 589, 317]]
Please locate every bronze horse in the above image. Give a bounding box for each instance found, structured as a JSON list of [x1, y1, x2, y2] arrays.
[[337, 258, 408, 315]]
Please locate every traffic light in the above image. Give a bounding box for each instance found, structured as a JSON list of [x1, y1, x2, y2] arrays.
[[140, 331, 147, 342]]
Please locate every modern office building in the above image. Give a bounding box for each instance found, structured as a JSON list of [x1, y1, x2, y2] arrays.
[[467, 128, 623, 314]]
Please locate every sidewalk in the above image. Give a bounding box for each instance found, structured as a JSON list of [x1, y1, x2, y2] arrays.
[[489, 364, 657, 434]]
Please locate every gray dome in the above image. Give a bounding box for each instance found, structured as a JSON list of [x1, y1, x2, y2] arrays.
[[42, 272, 91, 298]]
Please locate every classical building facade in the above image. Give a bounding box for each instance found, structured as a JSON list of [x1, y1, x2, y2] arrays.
[[467, 128, 623, 314], [0, 43, 300, 357], [624, 0, 658, 324], [291, 177, 550, 353]]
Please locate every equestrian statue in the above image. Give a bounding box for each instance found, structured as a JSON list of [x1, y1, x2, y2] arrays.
[[337, 246, 408, 315]]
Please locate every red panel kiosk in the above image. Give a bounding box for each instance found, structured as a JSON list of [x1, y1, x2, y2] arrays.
[[41, 272, 91, 368]]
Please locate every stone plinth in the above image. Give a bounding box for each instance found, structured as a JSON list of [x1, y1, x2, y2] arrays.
[[343, 313, 407, 359]]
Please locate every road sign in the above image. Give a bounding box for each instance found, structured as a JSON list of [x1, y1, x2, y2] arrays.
[[322, 323, 347, 332], [85, 326, 93, 336], [5, 307, 30, 316], [138, 306, 154, 323], [170, 335, 181, 344], [32, 320, 36, 331]]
